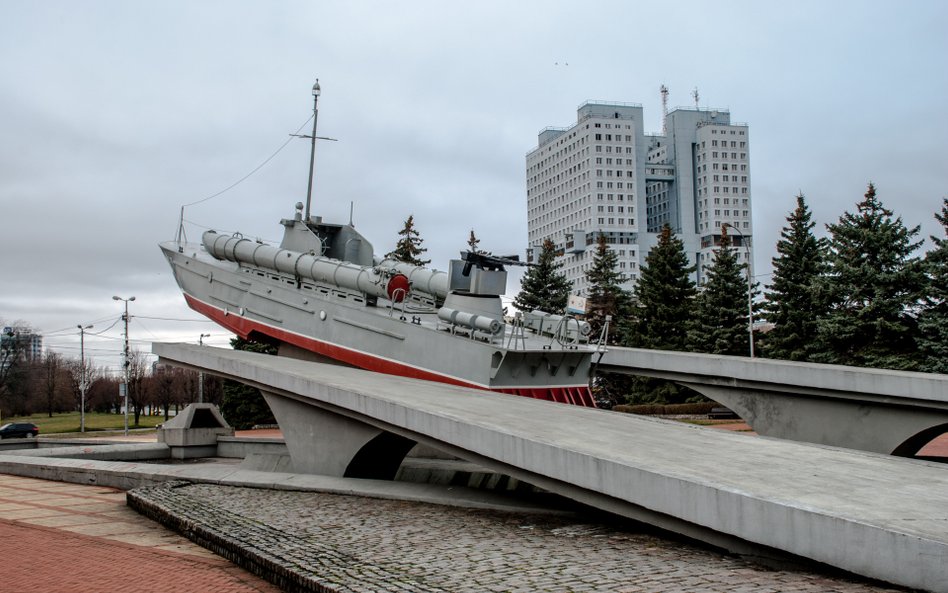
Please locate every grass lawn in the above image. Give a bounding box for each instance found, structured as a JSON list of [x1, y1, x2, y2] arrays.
[[1, 411, 165, 435]]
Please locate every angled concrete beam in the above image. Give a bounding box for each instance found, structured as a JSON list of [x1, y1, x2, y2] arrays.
[[155, 343, 948, 593], [598, 347, 948, 454]]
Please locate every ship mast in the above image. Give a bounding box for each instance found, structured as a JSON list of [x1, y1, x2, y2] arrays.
[[304, 79, 321, 222]]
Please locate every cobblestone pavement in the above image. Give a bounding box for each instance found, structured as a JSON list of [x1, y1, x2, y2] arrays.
[[131, 482, 906, 593], [0, 474, 281, 593]]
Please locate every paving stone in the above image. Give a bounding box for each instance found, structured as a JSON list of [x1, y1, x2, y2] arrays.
[[129, 482, 907, 593]]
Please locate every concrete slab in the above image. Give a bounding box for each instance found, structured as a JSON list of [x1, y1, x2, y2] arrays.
[[598, 346, 948, 455], [0, 507, 64, 520], [25, 513, 104, 528], [153, 342, 948, 593], [0, 454, 574, 516]]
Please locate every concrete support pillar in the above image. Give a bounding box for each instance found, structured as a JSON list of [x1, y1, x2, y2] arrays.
[[682, 383, 948, 456], [261, 391, 415, 478]]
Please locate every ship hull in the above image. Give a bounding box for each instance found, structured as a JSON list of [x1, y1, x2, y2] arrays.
[[162, 241, 595, 406]]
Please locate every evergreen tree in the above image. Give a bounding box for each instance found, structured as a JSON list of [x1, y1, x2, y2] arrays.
[[917, 197, 948, 373], [625, 224, 696, 351], [513, 238, 572, 314], [386, 214, 430, 266], [584, 233, 629, 343], [466, 229, 486, 255], [688, 225, 753, 356], [584, 234, 632, 408], [219, 337, 278, 429], [814, 183, 925, 370], [623, 224, 699, 404], [760, 194, 829, 361]]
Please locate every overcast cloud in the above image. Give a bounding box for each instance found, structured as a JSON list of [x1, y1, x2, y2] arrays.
[[1, 0, 946, 372]]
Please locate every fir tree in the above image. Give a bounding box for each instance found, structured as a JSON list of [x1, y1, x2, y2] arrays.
[[513, 238, 571, 314], [219, 337, 277, 429], [760, 194, 829, 361], [623, 224, 700, 404], [626, 224, 696, 351], [688, 225, 753, 356], [466, 229, 486, 255], [584, 233, 629, 343], [814, 183, 925, 370], [386, 214, 430, 266], [917, 197, 948, 373], [584, 234, 633, 408]]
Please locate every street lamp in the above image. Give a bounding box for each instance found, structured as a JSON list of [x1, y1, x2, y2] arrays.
[[112, 296, 135, 435], [721, 223, 755, 358], [77, 324, 93, 432], [198, 333, 210, 403]]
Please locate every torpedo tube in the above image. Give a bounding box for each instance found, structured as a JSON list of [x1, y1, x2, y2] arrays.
[[202, 230, 410, 303]]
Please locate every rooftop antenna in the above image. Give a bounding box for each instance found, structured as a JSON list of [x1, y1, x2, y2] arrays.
[[660, 84, 669, 135], [349, 201, 354, 227], [692, 87, 700, 109]]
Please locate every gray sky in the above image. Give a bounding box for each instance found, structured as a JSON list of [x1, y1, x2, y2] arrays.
[[2, 0, 946, 373]]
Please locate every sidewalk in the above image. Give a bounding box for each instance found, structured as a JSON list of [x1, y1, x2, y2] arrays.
[[0, 474, 280, 593]]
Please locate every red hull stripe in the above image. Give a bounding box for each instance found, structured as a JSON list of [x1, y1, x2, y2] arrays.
[[184, 293, 595, 407]]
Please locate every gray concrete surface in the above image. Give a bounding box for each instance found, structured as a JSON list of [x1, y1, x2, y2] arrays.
[[0, 452, 568, 516], [598, 346, 948, 454], [158, 402, 234, 459], [155, 342, 948, 592], [0, 442, 170, 461]]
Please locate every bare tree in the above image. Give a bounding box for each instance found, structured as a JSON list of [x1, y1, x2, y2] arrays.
[[126, 349, 150, 426], [39, 352, 70, 417], [87, 372, 120, 414], [151, 364, 195, 420]]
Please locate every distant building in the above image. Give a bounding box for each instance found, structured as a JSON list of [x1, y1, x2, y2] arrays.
[[525, 101, 753, 294], [1, 327, 43, 370]]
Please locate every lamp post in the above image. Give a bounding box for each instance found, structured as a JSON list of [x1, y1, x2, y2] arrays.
[[722, 223, 755, 358], [77, 324, 93, 432], [112, 296, 135, 435], [198, 333, 210, 403]]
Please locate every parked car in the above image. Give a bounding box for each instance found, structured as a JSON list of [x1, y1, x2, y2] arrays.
[[0, 422, 39, 439]]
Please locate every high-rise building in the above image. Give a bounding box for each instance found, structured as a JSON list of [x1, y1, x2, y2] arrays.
[[0, 327, 42, 371], [525, 100, 752, 295]]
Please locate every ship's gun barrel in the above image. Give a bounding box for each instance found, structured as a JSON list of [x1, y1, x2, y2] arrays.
[[373, 257, 449, 299], [203, 231, 409, 302], [460, 251, 529, 274]]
